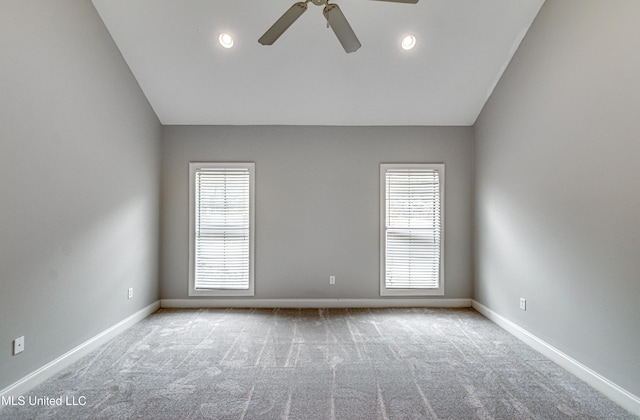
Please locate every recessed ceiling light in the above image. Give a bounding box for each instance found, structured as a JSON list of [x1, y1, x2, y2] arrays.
[[218, 32, 234, 49], [401, 35, 416, 51]]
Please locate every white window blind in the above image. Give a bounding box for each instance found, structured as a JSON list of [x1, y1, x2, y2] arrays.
[[381, 164, 444, 296], [189, 163, 254, 296]]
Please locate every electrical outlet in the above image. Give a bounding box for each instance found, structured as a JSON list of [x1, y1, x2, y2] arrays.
[[128, 288, 133, 299], [14, 336, 24, 355], [329, 275, 336, 285], [520, 298, 526, 311]]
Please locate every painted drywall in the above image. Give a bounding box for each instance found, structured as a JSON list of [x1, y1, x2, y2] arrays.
[[0, 1, 161, 391], [475, 0, 640, 397], [161, 126, 473, 300]]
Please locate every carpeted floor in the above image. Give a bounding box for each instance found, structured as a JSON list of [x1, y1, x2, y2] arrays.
[[1, 308, 637, 419]]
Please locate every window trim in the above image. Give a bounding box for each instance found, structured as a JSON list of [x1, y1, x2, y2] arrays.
[[188, 162, 255, 296], [380, 163, 445, 296]]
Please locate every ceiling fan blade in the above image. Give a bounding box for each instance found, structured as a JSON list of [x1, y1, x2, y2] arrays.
[[258, 2, 308, 46], [323, 4, 361, 53], [368, 0, 418, 3]]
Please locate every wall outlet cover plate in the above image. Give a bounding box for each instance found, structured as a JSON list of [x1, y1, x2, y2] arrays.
[[14, 336, 24, 355]]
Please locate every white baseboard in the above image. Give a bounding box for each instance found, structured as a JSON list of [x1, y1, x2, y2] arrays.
[[471, 300, 640, 417], [0, 301, 160, 400], [161, 298, 472, 309]]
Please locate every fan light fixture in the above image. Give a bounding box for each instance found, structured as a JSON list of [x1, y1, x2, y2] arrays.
[[401, 34, 416, 50], [259, 0, 419, 53], [218, 33, 234, 49]]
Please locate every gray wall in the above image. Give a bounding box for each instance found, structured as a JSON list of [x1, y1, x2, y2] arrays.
[[162, 126, 473, 300], [0, 1, 161, 390], [474, 0, 640, 396]]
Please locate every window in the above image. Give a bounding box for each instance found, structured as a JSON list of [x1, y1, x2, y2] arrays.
[[189, 162, 255, 296], [380, 163, 444, 296]]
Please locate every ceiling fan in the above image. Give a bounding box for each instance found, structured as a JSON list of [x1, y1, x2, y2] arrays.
[[258, 0, 419, 53]]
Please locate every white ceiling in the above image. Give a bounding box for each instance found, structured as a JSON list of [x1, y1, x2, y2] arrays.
[[92, 0, 544, 126]]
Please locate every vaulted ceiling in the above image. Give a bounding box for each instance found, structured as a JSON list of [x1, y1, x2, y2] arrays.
[[92, 0, 544, 125]]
